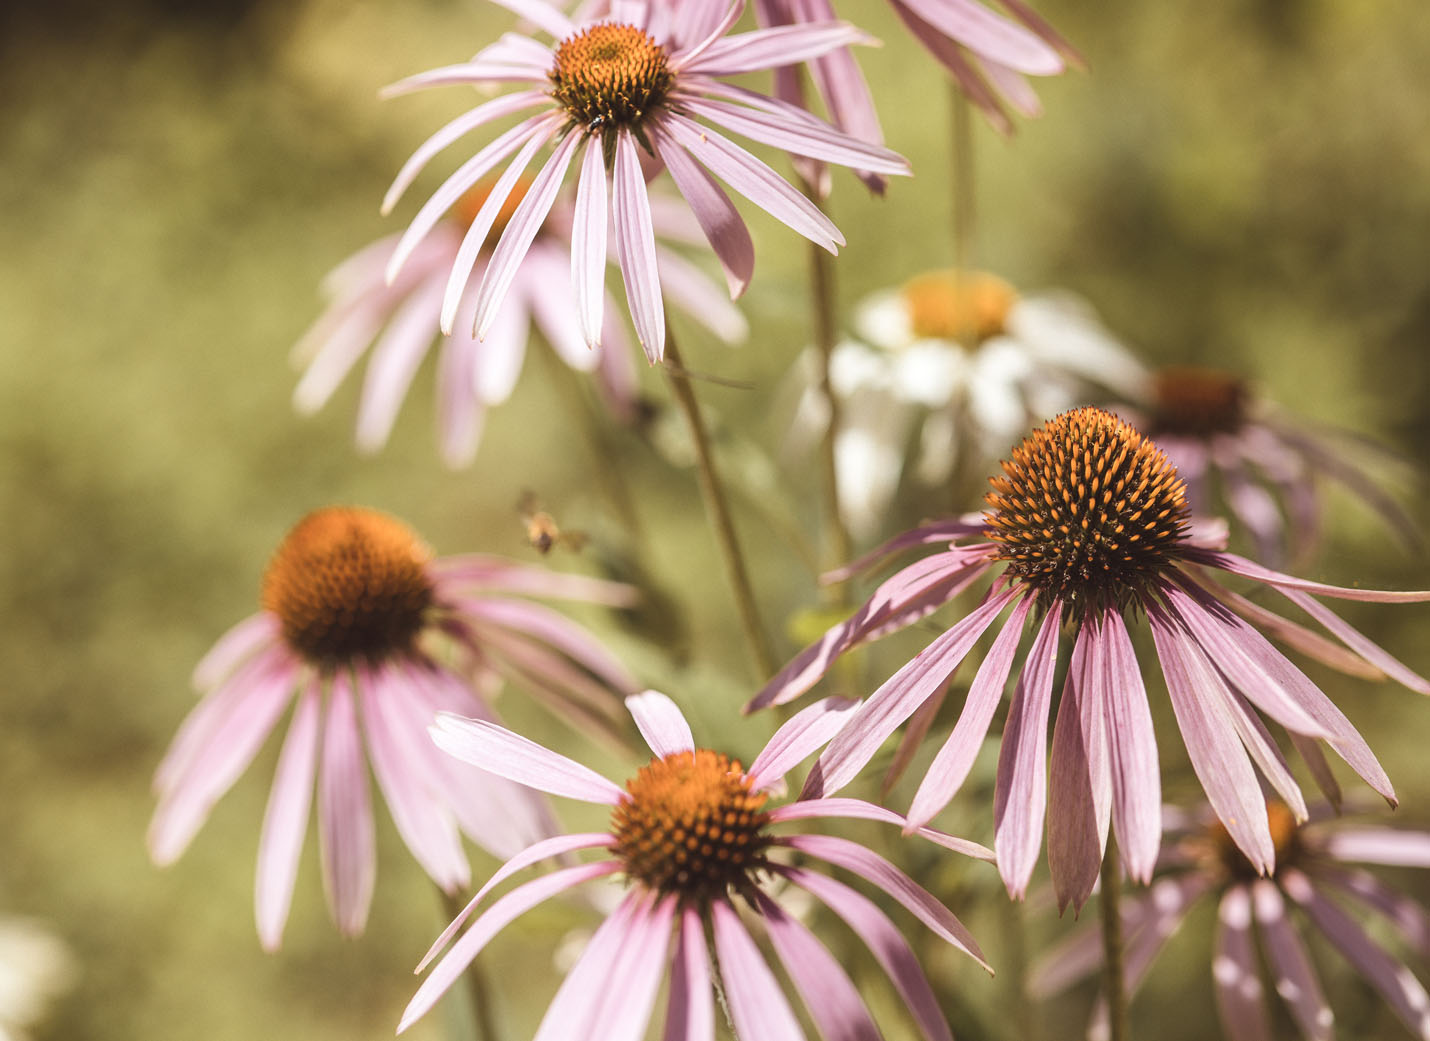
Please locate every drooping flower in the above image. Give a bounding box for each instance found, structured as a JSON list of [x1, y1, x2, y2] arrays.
[[0, 916, 73, 1041], [381, 0, 909, 361], [1032, 803, 1430, 1041], [748, 407, 1430, 908], [400, 690, 992, 1037], [1131, 365, 1419, 565], [149, 506, 639, 949], [784, 270, 1148, 539], [292, 180, 747, 468]]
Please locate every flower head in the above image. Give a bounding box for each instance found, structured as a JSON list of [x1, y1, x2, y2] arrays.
[[750, 407, 1430, 909], [1132, 365, 1420, 565], [785, 272, 1148, 539], [381, 0, 909, 361], [401, 690, 993, 1038], [1033, 804, 1430, 1041], [149, 506, 640, 949]]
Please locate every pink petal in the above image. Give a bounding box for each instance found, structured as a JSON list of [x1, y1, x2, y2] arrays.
[[572, 136, 608, 347], [709, 899, 807, 1041], [1251, 880, 1333, 1041], [481, 0, 572, 37], [458, 597, 638, 692], [355, 273, 444, 452], [1327, 864, 1430, 960], [680, 97, 908, 175], [662, 908, 715, 1041], [1047, 624, 1110, 913], [380, 60, 547, 98], [680, 21, 871, 76], [1322, 828, 1430, 868], [318, 674, 376, 937], [531, 895, 645, 1041], [655, 246, 748, 342], [1194, 549, 1430, 603], [432, 555, 638, 605], [649, 121, 753, 297], [894, 0, 1062, 73], [769, 798, 993, 861], [429, 713, 625, 804], [254, 681, 321, 951], [627, 690, 696, 758], [1212, 886, 1274, 1041], [747, 696, 859, 791], [1277, 587, 1430, 694], [1100, 610, 1161, 884], [192, 613, 279, 690], [612, 130, 666, 362], [584, 895, 676, 1041]]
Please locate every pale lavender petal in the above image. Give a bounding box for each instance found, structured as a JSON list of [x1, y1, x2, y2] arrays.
[[254, 682, 320, 952], [662, 907, 714, 1041], [648, 121, 753, 297], [1220, 685, 1309, 823], [1283, 868, 1430, 1040], [655, 247, 748, 343], [355, 273, 444, 452], [524, 244, 600, 368], [776, 865, 951, 1041], [1101, 610, 1161, 884], [531, 895, 645, 1041], [1149, 602, 1274, 873], [1251, 880, 1334, 1041], [380, 59, 548, 98], [469, 276, 529, 404], [472, 127, 579, 338], [1325, 864, 1430, 961], [752, 890, 881, 1041], [612, 130, 666, 362], [803, 588, 1019, 799], [887, 0, 1011, 132], [319, 675, 375, 936], [572, 135, 608, 347], [1291, 732, 1342, 810], [768, 798, 993, 860], [821, 521, 984, 583], [896, 0, 1062, 73], [747, 696, 859, 791], [908, 597, 1031, 828], [779, 833, 989, 969], [382, 90, 549, 214], [1322, 828, 1430, 868], [470, 624, 629, 730], [661, 113, 842, 251], [710, 899, 808, 1041], [584, 895, 676, 1041], [432, 555, 638, 605], [680, 21, 870, 76], [192, 613, 278, 690], [1212, 886, 1274, 1041], [680, 97, 909, 176], [994, 601, 1062, 898], [481, 0, 572, 37], [435, 323, 485, 467], [1204, 577, 1383, 679], [1277, 587, 1430, 694], [999, 0, 1085, 64], [626, 690, 695, 758], [668, 0, 747, 68], [399, 861, 622, 1033], [1192, 549, 1430, 603], [976, 57, 1040, 117], [1047, 625, 1110, 912], [457, 597, 638, 691], [430, 713, 625, 804]]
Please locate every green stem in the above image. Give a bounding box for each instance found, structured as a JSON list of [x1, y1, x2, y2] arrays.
[[1100, 841, 1129, 1041], [950, 84, 977, 290], [437, 886, 500, 1041], [661, 325, 777, 681]]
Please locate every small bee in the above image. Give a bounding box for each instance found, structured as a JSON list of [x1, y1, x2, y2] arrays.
[[518, 491, 588, 555]]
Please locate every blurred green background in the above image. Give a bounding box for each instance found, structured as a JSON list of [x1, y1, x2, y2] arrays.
[[2, 0, 1428, 1038]]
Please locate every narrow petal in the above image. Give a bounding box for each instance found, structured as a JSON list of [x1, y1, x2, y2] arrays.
[[627, 690, 696, 758], [1327, 864, 1430, 960], [458, 597, 638, 692], [680, 21, 871, 76], [747, 696, 859, 791], [994, 602, 1062, 898], [355, 273, 444, 453], [776, 866, 951, 1041], [769, 797, 993, 861], [779, 833, 989, 970], [572, 136, 608, 347], [655, 246, 749, 342], [907, 597, 1031, 828], [1322, 828, 1430, 868], [803, 588, 1018, 799], [1251, 880, 1333, 1041], [1047, 624, 1110, 913], [649, 121, 754, 297], [481, 0, 572, 37], [318, 675, 376, 936], [432, 555, 639, 605], [1101, 610, 1161, 884], [662, 908, 715, 1041], [380, 60, 547, 98], [430, 713, 625, 804], [192, 613, 279, 690], [530, 896, 643, 1041], [254, 682, 320, 951], [1202, 576, 1383, 679], [1191, 549, 1430, 603], [752, 890, 881, 1041], [1277, 587, 1430, 694], [1212, 886, 1275, 1041], [582, 895, 676, 1041], [679, 97, 909, 175], [612, 129, 666, 361], [399, 861, 622, 1033], [895, 0, 1062, 73], [1291, 732, 1342, 809], [710, 899, 808, 1041]]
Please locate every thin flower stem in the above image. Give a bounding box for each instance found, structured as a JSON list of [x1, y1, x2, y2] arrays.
[[437, 885, 501, 1041], [661, 324, 777, 680], [1001, 893, 1038, 1041], [704, 927, 740, 1040], [1100, 841, 1129, 1041], [949, 84, 977, 295]]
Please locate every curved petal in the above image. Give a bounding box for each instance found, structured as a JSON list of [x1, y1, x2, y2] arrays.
[[1191, 549, 1430, 603], [627, 690, 696, 758], [572, 135, 609, 347], [1047, 624, 1110, 913], [649, 121, 753, 297], [1213, 886, 1274, 1041], [430, 713, 625, 804], [612, 129, 666, 361], [192, 613, 279, 690], [747, 696, 859, 791], [1251, 880, 1333, 1041], [255, 681, 321, 951], [1101, 610, 1161, 884], [318, 675, 376, 937], [769, 797, 993, 861], [662, 907, 715, 1041], [679, 97, 908, 175], [710, 899, 807, 1041]]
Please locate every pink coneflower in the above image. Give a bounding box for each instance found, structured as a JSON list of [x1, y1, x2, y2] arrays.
[[381, 0, 909, 361], [293, 180, 748, 468], [399, 690, 992, 1037], [1133, 366, 1419, 566], [748, 407, 1430, 909], [1033, 803, 1430, 1041], [149, 506, 639, 949]]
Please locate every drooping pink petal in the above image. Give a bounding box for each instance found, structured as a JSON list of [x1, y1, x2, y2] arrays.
[[803, 588, 1019, 799], [1282, 868, 1430, 1041], [470, 281, 531, 405], [1211, 886, 1275, 1041], [662, 907, 715, 1041], [458, 597, 638, 692], [318, 674, 376, 937], [654, 246, 748, 343], [680, 97, 908, 176], [823, 521, 985, 582], [432, 555, 638, 606], [776, 865, 951, 1041], [778, 833, 989, 970], [1047, 624, 1110, 913], [1218, 685, 1309, 823], [994, 601, 1062, 898], [627, 690, 696, 758], [1325, 864, 1430, 961], [1201, 576, 1383, 679], [668, 0, 748, 68], [679, 21, 870, 76], [1100, 610, 1161, 884], [907, 597, 1031, 828], [648, 122, 753, 297], [769, 797, 993, 860], [752, 890, 881, 1041], [355, 273, 445, 453], [481, 0, 573, 38], [572, 136, 609, 347], [528, 895, 645, 1041], [612, 130, 666, 361], [403, 863, 621, 1033], [379, 59, 549, 99], [898, 0, 1062, 73], [435, 321, 486, 467], [254, 681, 321, 952], [1250, 880, 1334, 1041], [1290, 732, 1342, 810], [710, 899, 808, 1041], [430, 714, 625, 804], [191, 613, 279, 690], [1191, 549, 1430, 603], [747, 696, 859, 791], [583, 894, 677, 1041], [1321, 828, 1430, 868], [1276, 587, 1430, 694], [523, 244, 602, 368], [974, 57, 1040, 118]]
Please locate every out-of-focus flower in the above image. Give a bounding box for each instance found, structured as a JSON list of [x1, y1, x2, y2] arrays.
[[749, 407, 1430, 908], [292, 181, 747, 468], [381, 0, 909, 361], [785, 270, 1148, 539], [0, 918, 74, 1041], [1032, 803, 1430, 1041], [400, 690, 992, 1037], [1130, 365, 1419, 566], [149, 506, 640, 950]]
